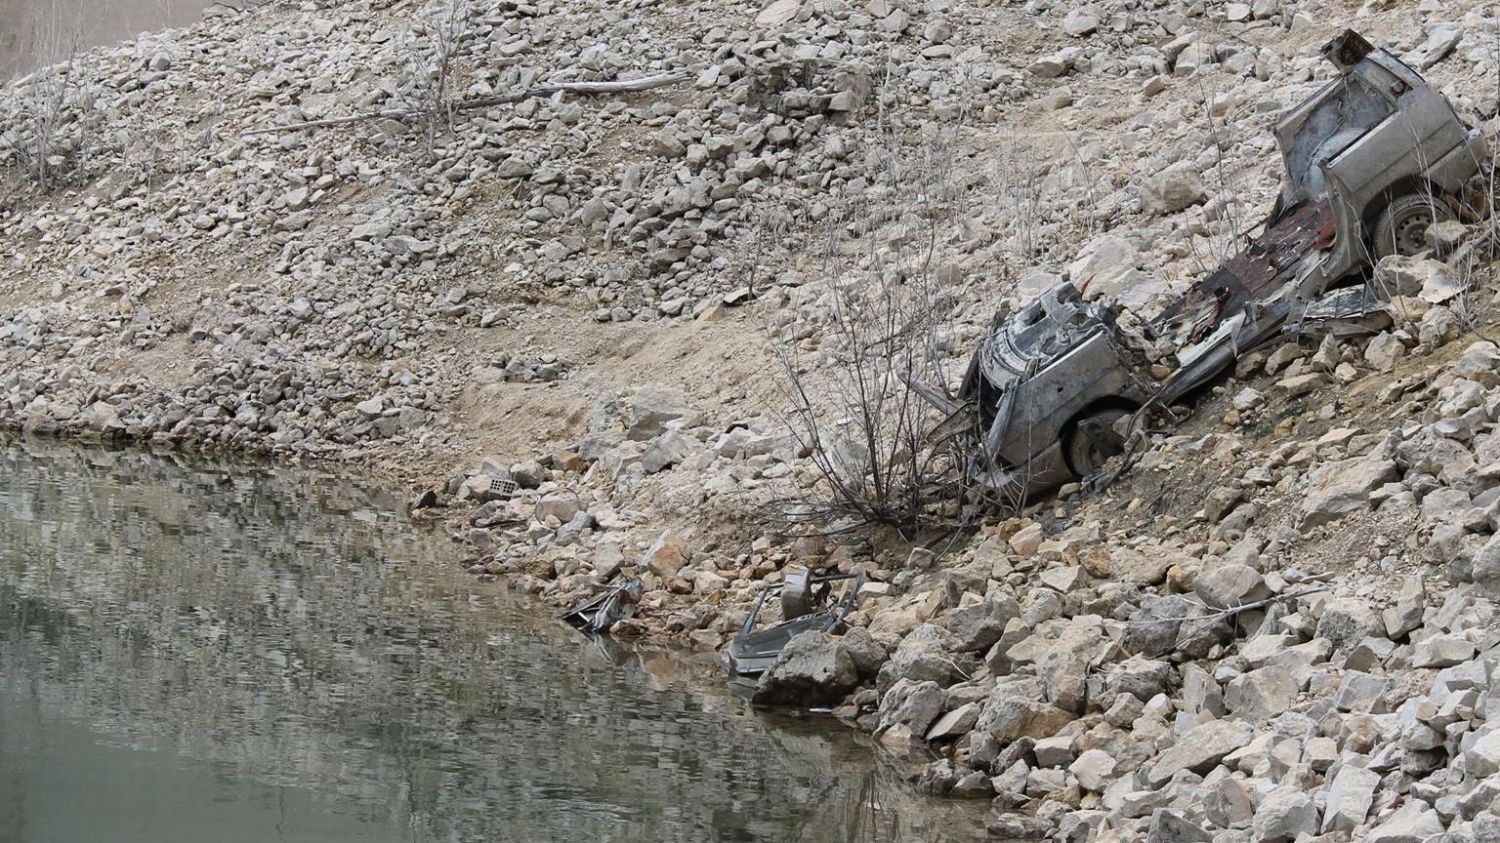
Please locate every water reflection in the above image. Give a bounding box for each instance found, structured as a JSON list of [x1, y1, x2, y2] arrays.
[[0, 438, 987, 843]]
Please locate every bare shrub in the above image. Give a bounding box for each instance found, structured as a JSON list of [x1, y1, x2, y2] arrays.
[[1184, 82, 1259, 278], [988, 136, 1049, 271], [397, 1, 470, 157], [0, 5, 100, 192], [769, 127, 970, 539]]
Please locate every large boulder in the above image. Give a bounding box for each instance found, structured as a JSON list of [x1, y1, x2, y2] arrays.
[[623, 385, 688, 440], [1455, 341, 1500, 387], [1470, 533, 1500, 590], [1251, 787, 1318, 843], [641, 429, 694, 473], [877, 623, 964, 694], [1366, 802, 1444, 843], [1101, 657, 1177, 703], [1140, 162, 1207, 216], [1124, 595, 1227, 658], [1316, 598, 1384, 653], [1067, 234, 1141, 300], [1224, 666, 1297, 723], [1147, 809, 1212, 843], [1146, 719, 1255, 787], [1464, 728, 1500, 777], [1036, 616, 1113, 713], [839, 626, 888, 679], [1321, 764, 1379, 834], [640, 530, 689, 579], [1298, 455, 1398, 529], [940, 595, 1021, 653], [877, 679, 946, 738], [752, 631, 859, 706], [1194, 564, 1269, 610], [974, 676, 1073, 742]]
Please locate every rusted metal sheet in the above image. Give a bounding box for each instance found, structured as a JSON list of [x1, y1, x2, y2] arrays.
[[1158, 198, 1336, 344]]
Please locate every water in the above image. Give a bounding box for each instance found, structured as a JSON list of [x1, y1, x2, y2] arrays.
[[0, 439, 988, 843], [2, 0, 212, 78]]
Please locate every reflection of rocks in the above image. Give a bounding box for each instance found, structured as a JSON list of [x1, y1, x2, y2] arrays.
[[0, 440, 986, 843]]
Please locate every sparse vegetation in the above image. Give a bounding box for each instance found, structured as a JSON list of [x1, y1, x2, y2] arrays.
[[769, 130, 974, 540], [0, 6, 100, 192]]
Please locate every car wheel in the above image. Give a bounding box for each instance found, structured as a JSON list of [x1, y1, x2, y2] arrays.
[[1063, 408, 1131, 478], [1372, 193, 1455, 259]]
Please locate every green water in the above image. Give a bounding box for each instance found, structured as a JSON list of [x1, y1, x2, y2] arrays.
[[0, 439, 986, 842]]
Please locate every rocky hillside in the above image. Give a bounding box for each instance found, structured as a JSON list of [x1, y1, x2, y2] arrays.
[[8, 0, 1500, 839]]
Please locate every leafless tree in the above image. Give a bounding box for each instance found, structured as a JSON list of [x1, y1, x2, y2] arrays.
[[402, 1, 469, 158], [0, 3, 99, 191]]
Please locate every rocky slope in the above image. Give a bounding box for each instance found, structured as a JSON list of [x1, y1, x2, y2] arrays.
[[8, 0, 1500, 839]]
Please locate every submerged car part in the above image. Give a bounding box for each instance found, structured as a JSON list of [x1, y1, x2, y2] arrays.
[[939, 29, 1487, 500], [721, 569, 863, 677], [561, 577, 644, 635]]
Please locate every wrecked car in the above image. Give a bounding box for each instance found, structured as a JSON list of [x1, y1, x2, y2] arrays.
[[940, 30, 1488, 497], [721, 568, 863, 676]]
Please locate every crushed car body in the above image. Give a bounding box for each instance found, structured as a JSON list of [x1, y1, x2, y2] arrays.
[[721, 567, 863, 676], [942, 30, 1488, 498]]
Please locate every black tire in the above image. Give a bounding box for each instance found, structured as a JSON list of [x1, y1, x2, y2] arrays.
[[1063, 408, 1131, 478], [1372, 193, 1455, 259]]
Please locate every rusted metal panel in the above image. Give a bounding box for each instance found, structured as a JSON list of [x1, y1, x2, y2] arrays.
[[1159, 198, 1336, 344]]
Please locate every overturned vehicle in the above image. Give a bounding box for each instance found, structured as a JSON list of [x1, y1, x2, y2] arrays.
[[939, 30, 1489, 497]]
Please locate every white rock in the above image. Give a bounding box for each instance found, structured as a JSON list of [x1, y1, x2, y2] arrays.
[[1322, 764, 1379, 833]]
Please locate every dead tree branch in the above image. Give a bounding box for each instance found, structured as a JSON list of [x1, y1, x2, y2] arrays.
[[240, 70, 692, 137], [1141, 586, 1331, 660]]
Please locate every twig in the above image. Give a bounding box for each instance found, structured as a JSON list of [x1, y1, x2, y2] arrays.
[[240, 70, 693, 137], [1140, 586, 1329, 660], [1131, 586, 1328, 627]]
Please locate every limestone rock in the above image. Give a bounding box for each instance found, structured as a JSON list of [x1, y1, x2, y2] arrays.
[[1251, 787, 1318, 843], [1411, 633, 1476, 668], [1195, 564, 1269, 609], [877, 679, 946, 737], [1316, 597, 1385, 653], [876, 624, 964, 693], [1069, 748, 1116, 791], [1147, 809, 1213, 843], [1147, 719, 1255, 787], [642, 428, 694, 473], [1299, 456, 1398, 529], [1036, 615, 1111, 712], [641, 530, 688, 579], [1062, 7, 1100, 37], [1365, 801, 1444, 843], [940, 595, 1020, 653], [624, 386, 688, 441], [752, 631, 858, 706], [1141, 162, 1207, 217], [1224, 666, 1296, 723], [1321, 763, 1379, 833], [975, 676, 1073, 742]]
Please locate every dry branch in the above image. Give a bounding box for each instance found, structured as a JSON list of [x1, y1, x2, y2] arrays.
[[240, 69, 692, 137], [1140, 586, 1330, 660]]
